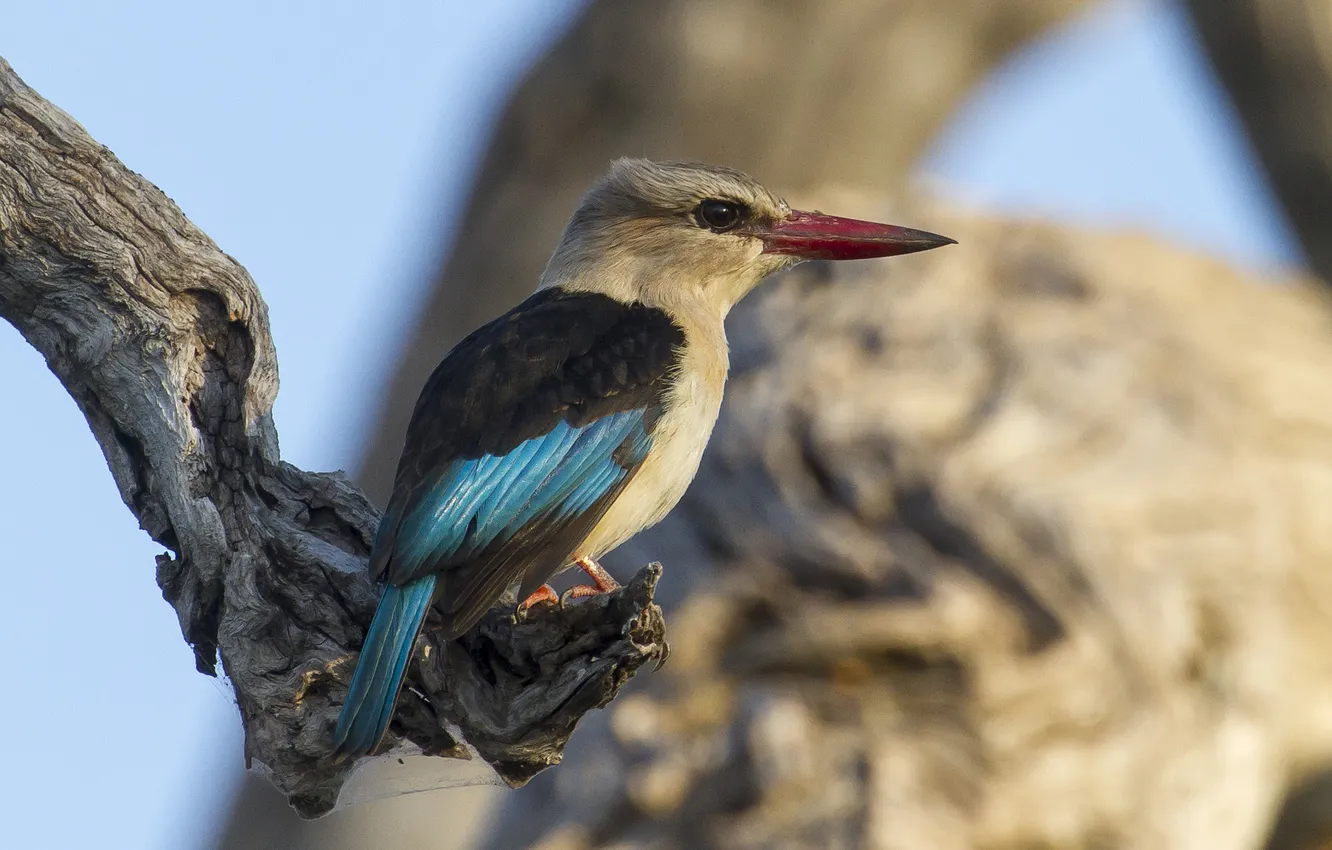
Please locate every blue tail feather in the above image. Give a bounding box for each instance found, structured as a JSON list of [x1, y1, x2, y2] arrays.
[[333, 576, 437, 756]]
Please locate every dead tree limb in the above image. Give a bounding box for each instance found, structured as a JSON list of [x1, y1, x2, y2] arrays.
[[0, 56, 667, 818]]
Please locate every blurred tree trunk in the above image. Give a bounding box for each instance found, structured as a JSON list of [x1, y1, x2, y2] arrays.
[[1186, 0, 1332, 283], [480, 197, 1332, 850], [1184, 4, 1332, 844]]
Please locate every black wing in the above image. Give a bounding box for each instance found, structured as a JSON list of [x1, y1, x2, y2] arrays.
[[372, 287, 684, 636]]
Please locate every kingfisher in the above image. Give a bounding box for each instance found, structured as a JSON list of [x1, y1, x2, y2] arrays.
[[333, 159, 954, 756]]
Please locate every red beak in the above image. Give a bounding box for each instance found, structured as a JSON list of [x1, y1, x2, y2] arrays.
[[756, 210, 956, 261]]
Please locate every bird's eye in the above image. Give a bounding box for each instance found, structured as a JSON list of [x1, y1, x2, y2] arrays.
[[694, 199, 745, 232]]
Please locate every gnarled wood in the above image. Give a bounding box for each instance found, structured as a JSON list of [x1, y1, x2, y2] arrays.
[[0, 56, 666, 818]]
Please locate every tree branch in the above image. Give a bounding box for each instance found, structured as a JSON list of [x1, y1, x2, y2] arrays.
[[0, 56, 667, 818]]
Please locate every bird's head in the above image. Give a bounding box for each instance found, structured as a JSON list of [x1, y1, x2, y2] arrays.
[[539, 158, 955, 318]]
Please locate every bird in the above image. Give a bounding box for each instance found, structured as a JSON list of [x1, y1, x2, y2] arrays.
[[333, 158, 955, 756]]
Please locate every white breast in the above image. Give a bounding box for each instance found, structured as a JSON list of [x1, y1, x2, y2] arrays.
[[573, 321, 728, 560]]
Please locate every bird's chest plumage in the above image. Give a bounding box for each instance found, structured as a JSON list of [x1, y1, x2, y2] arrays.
[[574, 328, 727, 559]]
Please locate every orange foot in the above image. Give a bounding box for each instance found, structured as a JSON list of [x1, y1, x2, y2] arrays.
[[518, 584, 559, 614], [560, 555, 621, 604]]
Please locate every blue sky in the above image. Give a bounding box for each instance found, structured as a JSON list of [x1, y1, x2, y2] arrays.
[[0, 1, 1301, 848]]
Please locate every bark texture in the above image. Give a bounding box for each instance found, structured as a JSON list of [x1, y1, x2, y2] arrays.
[[1186, 0, 1332, 283], [0, 56, 667, 819], [483, 198, 1332, 850]]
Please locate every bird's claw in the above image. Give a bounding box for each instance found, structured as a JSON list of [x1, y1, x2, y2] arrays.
[[517, 584, 560, 619], [575, 555, 621, 592], [545, 556, 622, 606], [518, 558, 622, 617], [559, 584, 605, 606]]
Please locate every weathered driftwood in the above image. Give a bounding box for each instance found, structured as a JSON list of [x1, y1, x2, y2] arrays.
[[477, 198, 1332, 850], [0, 57, 667, 818]]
